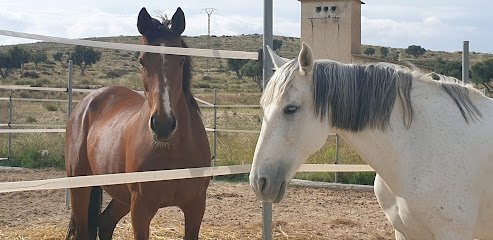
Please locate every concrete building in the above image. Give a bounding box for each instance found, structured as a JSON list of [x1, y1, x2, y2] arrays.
[[298, 0, 364, 63]]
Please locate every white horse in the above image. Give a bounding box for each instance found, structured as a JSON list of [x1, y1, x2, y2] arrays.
[[250, 42, 493, 240]]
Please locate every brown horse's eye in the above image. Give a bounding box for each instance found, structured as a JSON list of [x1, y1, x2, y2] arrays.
[[139, 57, 144, 66]]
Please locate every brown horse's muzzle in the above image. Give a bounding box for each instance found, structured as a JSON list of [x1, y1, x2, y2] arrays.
[[150, 115, 177, 142]]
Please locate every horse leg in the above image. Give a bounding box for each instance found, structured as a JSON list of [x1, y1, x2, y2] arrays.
[[130, 192, 159, 240], [374, 174, 410, 238], [99, 199, 130, 240], [181, 192, 207, 240], [65, 214, 76, 240], [394, 230, 407, 240], [68, 187, 92, 240]]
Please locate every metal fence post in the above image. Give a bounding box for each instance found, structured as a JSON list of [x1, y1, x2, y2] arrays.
[[462, 41, 470, 84], [334, 134, 340, 183], [262, 0, 274, 239], [8, 90, 13, 161], [67, 60, 73, 117], [212, 89, 218, 178], [262, 202, 273, 239], [65, 60, 73, 210]]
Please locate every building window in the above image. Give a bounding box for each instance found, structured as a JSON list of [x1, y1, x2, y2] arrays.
[[316, 6, 322, 13]]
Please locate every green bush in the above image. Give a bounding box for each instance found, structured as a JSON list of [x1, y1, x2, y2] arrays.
[[26, 116, 37, 123], [3, 148, 64, 169], [337, 172, 376, 185], [22, 71, 39, 79], [105, 69, 128, 79], [45, 104, 58, 111], [194, 83, 211, 88], [215, 173, 249, 182]]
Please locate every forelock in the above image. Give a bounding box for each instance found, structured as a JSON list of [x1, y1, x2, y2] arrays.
[[260, 59, 299, 106]]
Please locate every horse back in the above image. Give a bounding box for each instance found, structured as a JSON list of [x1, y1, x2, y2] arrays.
[[65, 86, 143, 177]]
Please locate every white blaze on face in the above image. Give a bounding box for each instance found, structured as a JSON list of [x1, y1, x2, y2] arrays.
[[161, 53, 172, 116]]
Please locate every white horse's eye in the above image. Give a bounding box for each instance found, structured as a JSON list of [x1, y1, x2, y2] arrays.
[[283, 105, 299, 115]]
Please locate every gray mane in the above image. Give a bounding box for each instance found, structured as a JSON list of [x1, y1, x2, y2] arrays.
[[312, 61, 482, 132]]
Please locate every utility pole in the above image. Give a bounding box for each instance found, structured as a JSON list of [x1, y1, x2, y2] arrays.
[[201, 8, 217, 36], [201, 8, 217, 75]]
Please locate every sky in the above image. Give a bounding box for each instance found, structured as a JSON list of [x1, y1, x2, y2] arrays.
[[0, 0, 491, 53]]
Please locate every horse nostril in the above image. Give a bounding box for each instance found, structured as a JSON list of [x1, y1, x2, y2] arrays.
[[150, 115, 157, 131], [170, 116, 177, 131], [258, 177, 269, 193]]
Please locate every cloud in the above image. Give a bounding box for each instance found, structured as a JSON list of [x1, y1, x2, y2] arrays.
[[362, 14, 480, 52], [0, 1, 490, 53]]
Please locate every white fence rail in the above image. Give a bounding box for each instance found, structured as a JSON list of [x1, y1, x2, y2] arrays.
[[0, 29, 258, 60], [0, 164, 374, 193]]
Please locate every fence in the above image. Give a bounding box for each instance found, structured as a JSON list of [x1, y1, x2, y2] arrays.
[[0, 29, 374, 240], [0, 84, 352, 173]]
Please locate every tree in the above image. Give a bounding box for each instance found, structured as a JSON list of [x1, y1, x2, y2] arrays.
[[53, 51, 64, 63], [227, 59, 248, 79], [432, 58, 462, 79], [380, 47, 389, 58], [405, 45, 426, 58], [0, 52, 9, 79], [471, 59, 493, 92], [70, 46, 101, 76], [240, 60, 263, 89], [0, 46, 30, 78], [364, 47, 376, 56], [273, 39, 283, 52], [9, 46, 31, 74], [389, 51, 400, 61], [31, 51, 48, 71]]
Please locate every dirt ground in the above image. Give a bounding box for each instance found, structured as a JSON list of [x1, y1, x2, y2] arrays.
[[0, 168, 394, 239]]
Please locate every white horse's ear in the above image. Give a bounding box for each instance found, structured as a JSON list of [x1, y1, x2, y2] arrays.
[[266, 45, 289, 70], [298, 42, 314, 75]]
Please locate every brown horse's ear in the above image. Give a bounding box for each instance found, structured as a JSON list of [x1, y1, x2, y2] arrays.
[[171, 7, 185, 36], [137, 7, 153, 35]]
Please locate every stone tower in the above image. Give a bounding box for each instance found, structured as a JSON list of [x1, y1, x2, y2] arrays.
[[298, 0, 363, 63]]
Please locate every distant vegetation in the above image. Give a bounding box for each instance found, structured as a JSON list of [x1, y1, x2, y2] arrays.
[[0, 35, 491, 93], [405, 45, 427, 58], [472, 58, 493, 92]]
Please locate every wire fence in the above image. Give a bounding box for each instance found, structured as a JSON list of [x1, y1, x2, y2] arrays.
[[0, 84, 357, 180]]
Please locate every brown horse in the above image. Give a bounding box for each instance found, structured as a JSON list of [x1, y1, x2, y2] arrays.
[[64, 7, 211, 240]]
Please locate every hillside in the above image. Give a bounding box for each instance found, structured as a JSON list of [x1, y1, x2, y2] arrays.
[[0, 34, 491, 95]]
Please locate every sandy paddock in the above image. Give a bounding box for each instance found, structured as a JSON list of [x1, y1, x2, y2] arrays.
[[0, 168, 394, 239]]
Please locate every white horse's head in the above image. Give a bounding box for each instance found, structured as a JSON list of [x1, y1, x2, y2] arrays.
[[250, 43, 331, 203]]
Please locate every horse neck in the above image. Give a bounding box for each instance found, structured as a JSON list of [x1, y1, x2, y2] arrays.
[[332, 88, 419, 188], [332, 80, 441, 188]]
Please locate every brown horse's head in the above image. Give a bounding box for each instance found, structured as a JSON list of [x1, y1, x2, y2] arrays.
[[137, 7, 196, 142]]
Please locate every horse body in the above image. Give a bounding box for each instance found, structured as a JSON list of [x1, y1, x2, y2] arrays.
[[342, 80, 493, 239], [250, 43, 493, 240], [65, 7, 210, 240]]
